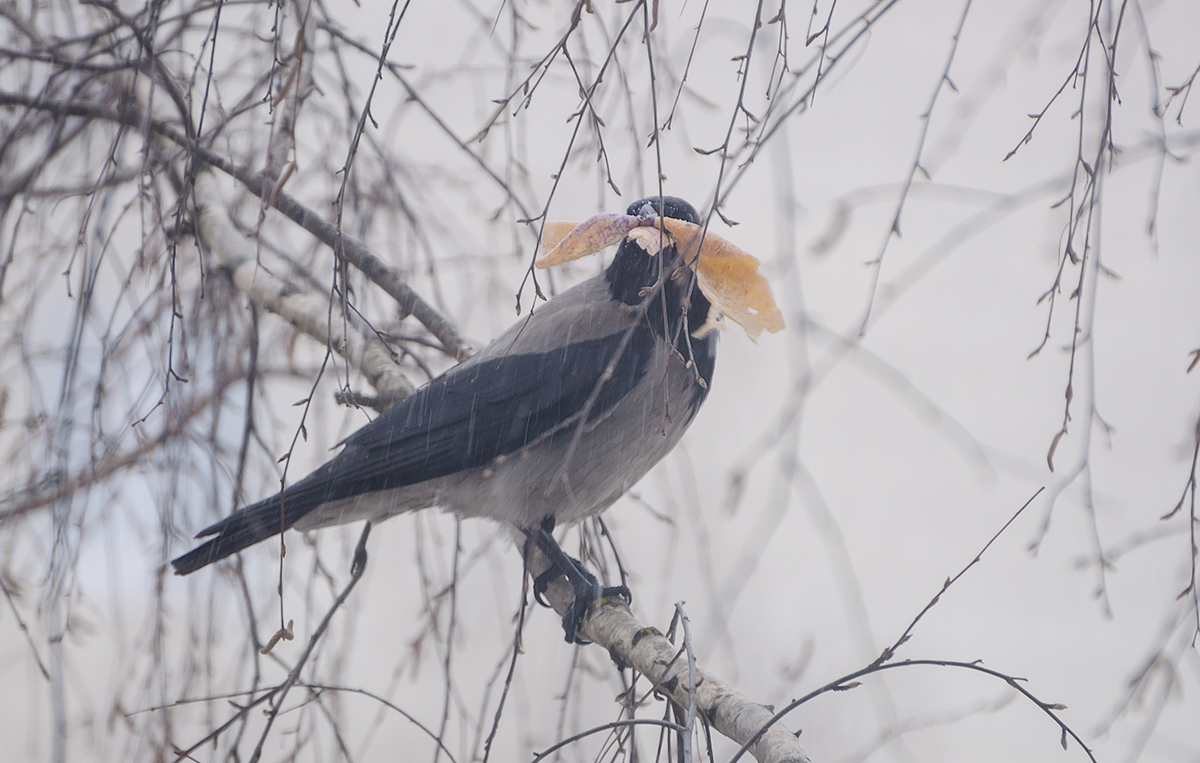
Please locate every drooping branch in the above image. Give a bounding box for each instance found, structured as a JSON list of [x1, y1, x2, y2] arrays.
[[193, 168, 415, 407], [0, 91, 472, 362], [194, 138, 474, 363]]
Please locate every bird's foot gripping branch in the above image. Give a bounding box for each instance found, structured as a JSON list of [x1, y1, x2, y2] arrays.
[[527, 517, 631, 644]]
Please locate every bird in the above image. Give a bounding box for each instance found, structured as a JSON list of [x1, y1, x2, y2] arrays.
[[171, 195, 718, 641]]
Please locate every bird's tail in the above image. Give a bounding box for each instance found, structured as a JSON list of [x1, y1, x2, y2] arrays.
[[171, 495, 295, 575]]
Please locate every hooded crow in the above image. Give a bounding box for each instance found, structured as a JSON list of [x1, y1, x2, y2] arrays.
[[172, 196, 718, 640]]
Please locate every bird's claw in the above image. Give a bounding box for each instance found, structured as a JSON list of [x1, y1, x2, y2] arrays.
[[562, 599, 591, 644], [527, 555, 598, 642], [532, 566, 557, 607], [564, 563, 602, 644], [561, 582, 633, 645], [601, 584, 631, 606], [562, 574, 602, 645]]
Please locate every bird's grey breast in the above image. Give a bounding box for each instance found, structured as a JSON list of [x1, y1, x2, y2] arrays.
[[445, 329, 709, 528]]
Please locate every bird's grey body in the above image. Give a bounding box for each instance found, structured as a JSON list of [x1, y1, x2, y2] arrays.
[[292, 277, 705, 532], [172, 196, 716, 576]]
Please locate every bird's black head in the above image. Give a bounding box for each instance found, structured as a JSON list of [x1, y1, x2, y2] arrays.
[[606, 196, 701, 306], [625, 196, 700, 225], [605, 195, 716, 388]]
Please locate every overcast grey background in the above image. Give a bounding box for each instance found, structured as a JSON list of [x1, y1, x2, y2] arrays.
[[2, 1, 1198, 761]]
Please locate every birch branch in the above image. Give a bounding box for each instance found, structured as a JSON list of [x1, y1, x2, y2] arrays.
[[213, 157, 473, 362], [529, 552, 812, 763], [194, 168, 415, 407]]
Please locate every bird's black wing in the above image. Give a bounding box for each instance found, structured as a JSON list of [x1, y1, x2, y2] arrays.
[[326, 326, 656, 495], [171, 325, 655, 574]]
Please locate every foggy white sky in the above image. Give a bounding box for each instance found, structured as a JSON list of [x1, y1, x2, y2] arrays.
[[3, 0, 1199, 761]]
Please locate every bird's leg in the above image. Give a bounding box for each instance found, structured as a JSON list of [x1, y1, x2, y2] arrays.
[[531, 521, 599, 644], [527, 517, 631, 644], [530, 516, 570, 607]]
